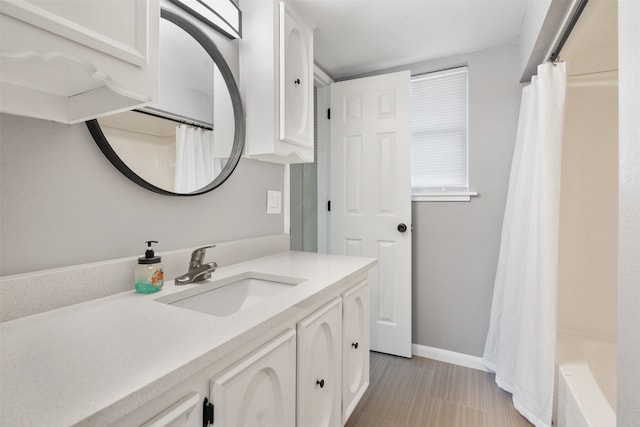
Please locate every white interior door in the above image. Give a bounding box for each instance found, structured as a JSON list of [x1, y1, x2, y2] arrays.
[[329, 70, 412, 358]]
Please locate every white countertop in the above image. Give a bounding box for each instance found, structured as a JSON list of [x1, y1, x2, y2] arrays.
[[0, 251, 375, 426]]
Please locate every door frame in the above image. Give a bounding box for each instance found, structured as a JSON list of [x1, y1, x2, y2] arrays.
[[313, 65, 333, 253], [285, 65, 334, 244]]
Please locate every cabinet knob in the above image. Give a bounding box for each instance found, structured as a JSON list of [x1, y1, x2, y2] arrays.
[[352, 342, 359, 349], [294, 78, 301, 85], [316, 379, 325, 388]]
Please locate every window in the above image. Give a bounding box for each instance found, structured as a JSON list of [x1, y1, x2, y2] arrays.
[[410, 66, 475, 201]]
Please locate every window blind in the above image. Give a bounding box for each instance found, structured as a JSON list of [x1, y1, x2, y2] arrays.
[[410, 67, 468, 193]]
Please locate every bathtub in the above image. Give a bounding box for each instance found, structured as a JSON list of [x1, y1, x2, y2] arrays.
[[556, 334, 616, 427]]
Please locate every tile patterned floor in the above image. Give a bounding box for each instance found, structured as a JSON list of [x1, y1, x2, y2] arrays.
[[345, 352, 533, 427]]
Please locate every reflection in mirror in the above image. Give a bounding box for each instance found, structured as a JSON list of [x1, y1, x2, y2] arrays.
[[97, 110, 232, 193], [146, 15, 218, 130], [87, 8, 244, 196]]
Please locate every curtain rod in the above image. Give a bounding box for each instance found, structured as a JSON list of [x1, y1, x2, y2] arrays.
[[548, 0, 589, 62], [134, 108, 214, 131]]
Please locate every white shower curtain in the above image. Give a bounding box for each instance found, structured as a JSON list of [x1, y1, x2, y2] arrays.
[[174, 124, 219, 192], [483, 62, 566, 427]]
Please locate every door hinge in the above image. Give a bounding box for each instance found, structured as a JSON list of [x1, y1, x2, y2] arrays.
[[203, 397, 214, 427], [327, 108, 331, 120], [327, 200, 331, 212]]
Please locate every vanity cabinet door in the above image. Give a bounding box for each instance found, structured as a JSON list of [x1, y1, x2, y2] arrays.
[[210, 330, 296, 427], [140, 392, 200, 427], [0, 0, 159, 124], [342, 280, 370, 424], [297, 298, 342, 427]]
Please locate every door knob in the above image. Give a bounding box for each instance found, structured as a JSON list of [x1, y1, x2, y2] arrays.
[[294, 78, 301, 85], [352, 342, 359, 349], [397, 223, 407, 233], [316, 379, 325, 388]]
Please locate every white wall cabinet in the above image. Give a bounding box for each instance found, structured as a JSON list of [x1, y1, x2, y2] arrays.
[[210, 330, 297, 427], [240, 0, 314, 164], [0, 0, 159, 124], [297, 298, 342, 427], [342, 280, 370, 424]]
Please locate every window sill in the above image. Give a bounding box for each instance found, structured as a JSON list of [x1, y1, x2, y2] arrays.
[[412, 192, 478, 202]]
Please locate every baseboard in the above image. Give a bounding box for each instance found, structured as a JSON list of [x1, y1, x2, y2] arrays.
[[412, 343, 490, 372]]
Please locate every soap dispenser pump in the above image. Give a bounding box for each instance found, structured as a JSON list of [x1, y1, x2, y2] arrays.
[[135, 240, 164, 293]]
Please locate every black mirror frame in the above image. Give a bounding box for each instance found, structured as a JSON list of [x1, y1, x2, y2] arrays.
[[86, 8, 245, 197]]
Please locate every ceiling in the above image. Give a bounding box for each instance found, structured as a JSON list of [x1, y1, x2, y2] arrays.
[[288, 0, 529, 80]]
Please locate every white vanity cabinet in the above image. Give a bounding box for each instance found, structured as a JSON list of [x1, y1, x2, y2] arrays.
[[296, 298, 342, 427], [210, 330, 297, 427], [240, 0, 314, 164], [0, 0, 159, 124], [112, 331, 298, 427], [342, 280, 370, 424], [79, 258, 373, 427]]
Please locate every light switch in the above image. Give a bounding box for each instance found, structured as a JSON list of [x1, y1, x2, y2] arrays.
[[267, 190, 282, 214]]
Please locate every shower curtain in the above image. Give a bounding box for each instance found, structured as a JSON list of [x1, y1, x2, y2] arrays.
[[174, 124, 219, 192], [483, 62, 566, 427]]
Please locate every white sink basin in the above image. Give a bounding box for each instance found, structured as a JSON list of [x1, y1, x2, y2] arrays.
[[156, 272, 304, 317]]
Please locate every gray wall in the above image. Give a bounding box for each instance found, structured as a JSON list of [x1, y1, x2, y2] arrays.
[[618, 1, 640, 424], [290, 162, 318, 252], [357, 45, 522, 356], [0, 7, 284, 276], [290, 87, 318, 252]]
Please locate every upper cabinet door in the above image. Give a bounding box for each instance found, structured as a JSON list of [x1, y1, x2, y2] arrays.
[[279, 2, 313, 148], [241, 0, 314, 164], [0, 0, 159, 124]]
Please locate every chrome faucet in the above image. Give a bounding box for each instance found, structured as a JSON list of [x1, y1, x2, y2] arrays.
[[175, 245, 218, 285]]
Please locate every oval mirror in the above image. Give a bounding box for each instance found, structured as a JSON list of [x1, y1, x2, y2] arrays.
[[87, 8, 244, 196]]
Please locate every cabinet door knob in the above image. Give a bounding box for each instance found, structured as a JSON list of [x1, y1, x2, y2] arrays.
[[294, 78, 301, 85], [352, 342, 359, 349], [316, 379, 325, 388]]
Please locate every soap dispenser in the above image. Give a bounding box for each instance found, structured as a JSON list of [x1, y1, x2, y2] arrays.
[[135, 240, 164, 293]]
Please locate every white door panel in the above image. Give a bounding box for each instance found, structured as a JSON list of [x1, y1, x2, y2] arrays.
[[330, 71, 412, 358]]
